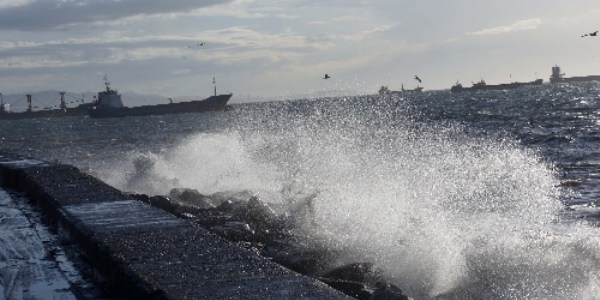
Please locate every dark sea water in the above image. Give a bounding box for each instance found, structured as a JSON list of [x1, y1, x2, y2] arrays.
[[3, 83, 600, 299]]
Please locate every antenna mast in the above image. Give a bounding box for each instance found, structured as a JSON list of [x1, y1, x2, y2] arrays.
[[104, 74, 111, 92], [213, 77, 216, 96]]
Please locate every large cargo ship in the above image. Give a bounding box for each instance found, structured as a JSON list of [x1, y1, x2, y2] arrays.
[[88, 76, 232, 118], [549, 65, 600, 83], [378, 84, 423, 95], [450, 78, 543, 92], [0, 92, 91, 120]]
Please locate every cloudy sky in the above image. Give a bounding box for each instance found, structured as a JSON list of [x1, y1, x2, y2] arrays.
[[0, 0, 598, 102]]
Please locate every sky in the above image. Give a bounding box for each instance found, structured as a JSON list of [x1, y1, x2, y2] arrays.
[[0, 0, 599, 103]]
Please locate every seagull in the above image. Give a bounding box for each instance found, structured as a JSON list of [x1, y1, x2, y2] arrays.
[[323, 74, 330, 79], [581, 30, 598, 37], [414, 75, 422, 83]]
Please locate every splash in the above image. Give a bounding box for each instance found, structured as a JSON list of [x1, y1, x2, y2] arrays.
[[98, 131, 283, 198], [99, 96, 600, 299]]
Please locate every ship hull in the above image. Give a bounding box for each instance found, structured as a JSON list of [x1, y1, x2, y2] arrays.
[[0, 110, 65, 120], [0, 103, 92, 120], [379, 86, 423, 95], [88, 94, 232, 118], [451, 79, 543, 92], [550, 76, 600, 84]]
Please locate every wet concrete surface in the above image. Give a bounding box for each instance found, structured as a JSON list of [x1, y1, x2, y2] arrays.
[[0, 188, 102, 299], [0, 152, 351, 299]]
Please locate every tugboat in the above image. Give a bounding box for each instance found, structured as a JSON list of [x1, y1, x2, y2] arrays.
[[549, 65, 600, 83], [88, 75, 233, 118]]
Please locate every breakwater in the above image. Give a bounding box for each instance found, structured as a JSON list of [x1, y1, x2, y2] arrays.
[[0, 152, 350, 299]]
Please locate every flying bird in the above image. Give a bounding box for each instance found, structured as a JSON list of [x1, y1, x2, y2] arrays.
[[188, 42, 206, 48], [581, 30, 598, 37], [414, 75, 422, 83], [323, 74, 330, 79]]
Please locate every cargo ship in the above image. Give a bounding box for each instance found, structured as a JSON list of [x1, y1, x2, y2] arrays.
[[0, 92, 91, 120], [549, 65, 600, 83], [88, 76, 232, 118], [378, 84, 423, 95], [450, 78, 543, 92]]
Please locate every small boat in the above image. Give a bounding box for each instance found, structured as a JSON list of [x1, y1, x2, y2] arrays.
[[88, 76, 232, 118]]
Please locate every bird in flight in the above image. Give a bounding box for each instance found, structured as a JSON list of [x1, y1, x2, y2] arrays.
[[188, 42, 206, 48], [414, 75, 422, 83], [323, 74, 330, 79], [581, 31, 598, 37]]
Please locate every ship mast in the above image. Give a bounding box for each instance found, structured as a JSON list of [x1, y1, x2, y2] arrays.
[[60, 92, 67, 111], [104, 74, 111, 92], [26, 94, 32, 112]]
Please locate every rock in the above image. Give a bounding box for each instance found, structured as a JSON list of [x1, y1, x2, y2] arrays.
[[147, 195, 177, 214], [211, 221, 255, 242], [321, 262, 375, 283], [168, 188, 215, 209], [267, 249, 322, 275], [195, 210, 233, 227], [132, 188, 412, 300], [320, 278, 372, 299], [245, 196, 278, 223], [208, 190, 256, 206], [241, 197, 285, 241], [371, 282, 410, 300], [320, 262, 410, 300], [216, 199, 245, 213]]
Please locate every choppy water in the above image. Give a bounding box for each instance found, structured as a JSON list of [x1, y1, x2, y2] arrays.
[[3, 83, 600, 299]]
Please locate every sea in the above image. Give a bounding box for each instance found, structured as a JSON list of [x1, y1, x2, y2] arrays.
[[2, 83, 600, 299]]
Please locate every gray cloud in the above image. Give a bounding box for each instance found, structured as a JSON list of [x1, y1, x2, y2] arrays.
[[0, 0, 233, 31], [467, 18, 543, 36]]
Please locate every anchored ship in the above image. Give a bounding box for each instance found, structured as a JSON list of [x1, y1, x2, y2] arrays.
[[379, 84, 423, 95], [0, 92, 91, 120], [450, 78, 543, 92], [549, 65, 600, 83], [88, 76, 232, 118]]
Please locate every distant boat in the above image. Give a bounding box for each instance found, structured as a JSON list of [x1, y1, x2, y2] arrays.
[[549, 65, 600, 83], [379, 84, 423, 95], [450, 78, 543, 92], [88, 76, 232, 118], [0, 92, 91, 120]]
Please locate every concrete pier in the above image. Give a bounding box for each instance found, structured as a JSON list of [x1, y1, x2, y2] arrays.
[[0, 152, 350, 299]]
